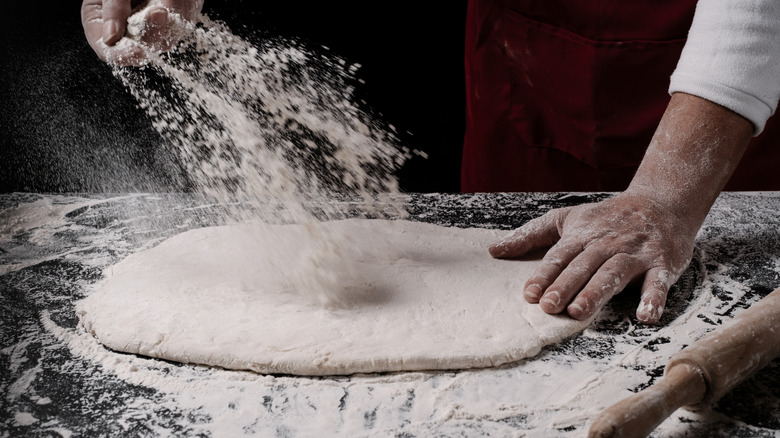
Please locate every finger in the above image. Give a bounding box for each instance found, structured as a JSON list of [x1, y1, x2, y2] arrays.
[[489, 207, 571, 259], [567, 254, 645, 320], [102, 0, 133, 46], [106, 7, 166, 66], [538, 247, 613, 314], [82, 0, 108, 61], [163, 0, 204, 20], [523, 239, 583, 305], [635, 267, 679, 324], [141, 7, 171, 50]]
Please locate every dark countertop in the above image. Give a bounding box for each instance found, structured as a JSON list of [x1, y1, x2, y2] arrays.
[[2, 192, 779, 437]]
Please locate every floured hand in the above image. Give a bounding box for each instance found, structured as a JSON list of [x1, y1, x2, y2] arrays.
[[490, 92, 754, 325], [489, 193, 696, 324], [81, 0, 203, 65]]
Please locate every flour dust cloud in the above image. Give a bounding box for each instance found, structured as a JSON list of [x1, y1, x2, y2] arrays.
[[109, 4, 413, 305]]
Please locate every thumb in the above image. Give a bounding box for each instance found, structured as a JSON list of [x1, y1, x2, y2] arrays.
[[102, 0, 133, 45], [141, 7, 170, 48], [488, 207, 571, 259]]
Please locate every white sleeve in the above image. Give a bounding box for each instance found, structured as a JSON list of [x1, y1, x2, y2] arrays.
[[669, 0, 780, 135]]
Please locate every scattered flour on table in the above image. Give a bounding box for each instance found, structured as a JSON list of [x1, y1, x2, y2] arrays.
[[0, 195, 139, 276], [42, 259, 733, 437], [0, 198, 94, 240], [6, 193, 780, 436]]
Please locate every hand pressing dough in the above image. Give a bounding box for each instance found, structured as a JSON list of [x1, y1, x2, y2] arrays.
[[77, 219, 593, 376]]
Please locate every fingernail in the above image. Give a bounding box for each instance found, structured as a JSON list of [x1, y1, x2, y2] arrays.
[[103, 19, 122, 45], [488, 244, 505, 258], [148, 9, 168, 26], [524, 284, 542, 300], [637, 301, 663, 323], [541, 291, 561, 309], [569, 302, 585, 318]]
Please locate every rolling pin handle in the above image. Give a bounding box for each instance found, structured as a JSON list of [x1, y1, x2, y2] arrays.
[[588, 361, 706, 438], [589, 287, 780, 437]]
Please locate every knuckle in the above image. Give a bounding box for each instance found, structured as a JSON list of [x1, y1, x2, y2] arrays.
[[523, 213, 555, 236], [564, 259, 591, 277], [649, 277, 671, 293], [597, 265, 624, 284], [544, 257, 567, 270]]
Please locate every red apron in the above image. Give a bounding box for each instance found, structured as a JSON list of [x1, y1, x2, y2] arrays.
[[462, 0, 780, 192]]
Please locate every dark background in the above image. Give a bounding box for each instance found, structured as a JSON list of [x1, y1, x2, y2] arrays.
[[0, 1, 467, 193]]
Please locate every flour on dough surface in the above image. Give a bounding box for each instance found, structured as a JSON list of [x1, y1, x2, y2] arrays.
[[77, 219, 592, 376]]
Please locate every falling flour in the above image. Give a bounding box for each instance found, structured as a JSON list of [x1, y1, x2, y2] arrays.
[[113, 1, 407, 211], [108, 1, 413, 305]]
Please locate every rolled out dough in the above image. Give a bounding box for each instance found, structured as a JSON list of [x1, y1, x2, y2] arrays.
[[77, 219, 592, 376]]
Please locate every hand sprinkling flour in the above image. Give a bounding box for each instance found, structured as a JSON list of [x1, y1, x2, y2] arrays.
[[81, 0, 203, 65], [491, 93, 754, 324], [80, 0, 410, 308]]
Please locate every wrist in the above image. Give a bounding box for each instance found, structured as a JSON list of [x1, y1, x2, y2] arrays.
[[624, 93, 753, 230], [621, 184, 706, 237]]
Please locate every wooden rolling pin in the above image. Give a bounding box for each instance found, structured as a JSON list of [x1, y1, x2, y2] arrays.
[[589, 287, 780, 438]]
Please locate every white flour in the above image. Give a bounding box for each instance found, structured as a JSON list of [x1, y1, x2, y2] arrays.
[[3, 193, 780, 436], [4, 1, 779, 435], [37, 271, 728, 437], [114, 2, 408, 218], [107, 2, 414, 305]]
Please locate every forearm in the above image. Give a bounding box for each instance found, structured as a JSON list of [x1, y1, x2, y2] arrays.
[[626, 92, 754, 233], [670, 0, 780, 135], [490, 92, 755, 324]]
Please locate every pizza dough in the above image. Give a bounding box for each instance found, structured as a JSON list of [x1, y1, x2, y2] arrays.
[[77, 219, 592, 376]]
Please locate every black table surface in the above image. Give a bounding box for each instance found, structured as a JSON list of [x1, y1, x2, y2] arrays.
[[2, 192, 779, 437]]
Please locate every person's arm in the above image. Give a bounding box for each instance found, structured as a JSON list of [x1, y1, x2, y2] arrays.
[[490, 0, 780, 325], [81, 0, 203, 65], [669, 0, 780, 136], [490, 92, 753, 324]]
